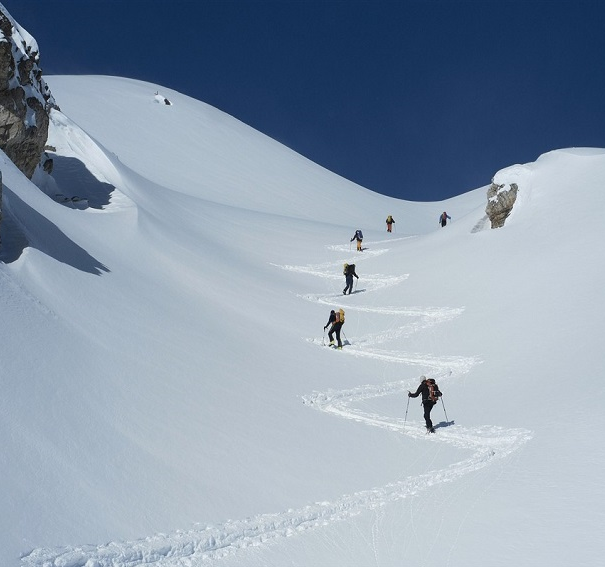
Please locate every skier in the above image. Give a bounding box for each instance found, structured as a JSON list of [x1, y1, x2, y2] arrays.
[[342, 263, 359, 295], [350, 229, 363, 252], [408, 376, 442, 433], [386, 215, 395, 232], [439, 211, 451, 227], [324, 308, 345, 349]]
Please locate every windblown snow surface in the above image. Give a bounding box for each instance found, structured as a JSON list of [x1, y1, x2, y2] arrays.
[[1, 76, 604, 567]]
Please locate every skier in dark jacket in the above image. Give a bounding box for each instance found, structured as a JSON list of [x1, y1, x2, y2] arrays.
[[439, 211, 451, 227], [342, 263, 359, 295], [408, 376, 442, 433], [324, 309, 344, 349]]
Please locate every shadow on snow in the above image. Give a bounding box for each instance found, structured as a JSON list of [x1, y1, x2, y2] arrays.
[[0, 188, 110, 275]]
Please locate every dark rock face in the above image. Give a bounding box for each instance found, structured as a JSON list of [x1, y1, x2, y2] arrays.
[[486, 182, 518, 229], [0, 6, 57, 179]]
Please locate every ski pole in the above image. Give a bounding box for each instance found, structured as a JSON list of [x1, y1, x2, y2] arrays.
[[404, 394, 410, 429], [441, 396, 449, 423], [322, 327, 326, 346]]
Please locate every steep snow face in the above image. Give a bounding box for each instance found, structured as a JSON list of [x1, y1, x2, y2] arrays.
[[1, 75, 605, 567], [46, 75, 459, 230]]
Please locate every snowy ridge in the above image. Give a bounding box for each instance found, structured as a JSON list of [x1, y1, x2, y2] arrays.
[[21, 236, 530, 567]]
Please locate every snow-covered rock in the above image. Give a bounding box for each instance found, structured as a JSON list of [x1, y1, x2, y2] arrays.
[[485, 163, 533, 228], [0, 2, 56, 180]]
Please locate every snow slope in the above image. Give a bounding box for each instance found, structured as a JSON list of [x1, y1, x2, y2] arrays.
[[1, 75, 604, 567]]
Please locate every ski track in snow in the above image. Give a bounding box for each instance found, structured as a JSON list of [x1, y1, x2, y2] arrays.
[[22, 238, 532, 567]]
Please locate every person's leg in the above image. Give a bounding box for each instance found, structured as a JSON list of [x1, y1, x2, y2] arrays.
[[335, 323, 342, 347], [328, 327, 335, 344], [423, 402, 434, 430]]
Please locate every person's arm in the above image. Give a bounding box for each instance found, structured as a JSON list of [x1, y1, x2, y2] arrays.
[[408, 385, 422, 398], [324, 313, 336, 329]]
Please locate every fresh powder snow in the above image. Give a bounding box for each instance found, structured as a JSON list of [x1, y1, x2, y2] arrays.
[[1, 75, 604, 567]]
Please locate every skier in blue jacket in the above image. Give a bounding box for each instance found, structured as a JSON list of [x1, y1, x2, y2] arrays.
[[439, 212, 451, 227], [350, 229, 363, 251]]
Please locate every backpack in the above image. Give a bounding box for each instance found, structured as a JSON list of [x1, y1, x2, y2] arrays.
[[343, 263, 349, 275], [426, 379, 441, 403], [335, 308, 345, 323], [386, 215, 393, 223], [356, 230, 363, 240], [344, 263, 355, 276]]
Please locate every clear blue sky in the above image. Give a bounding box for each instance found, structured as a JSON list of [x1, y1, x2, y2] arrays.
[[6, 0, 605, 201]]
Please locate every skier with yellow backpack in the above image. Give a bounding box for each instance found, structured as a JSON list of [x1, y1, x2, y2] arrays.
[[323, 308, 345, 349]]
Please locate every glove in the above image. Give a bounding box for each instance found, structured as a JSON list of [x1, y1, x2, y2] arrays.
[[324, 325, 328, 330], [407, 391, 412, 397], [350, 238, 354, 242], [355, 275, 359, 279]]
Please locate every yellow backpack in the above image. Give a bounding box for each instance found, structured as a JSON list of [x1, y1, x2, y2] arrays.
[[335, 308, 345, 323]]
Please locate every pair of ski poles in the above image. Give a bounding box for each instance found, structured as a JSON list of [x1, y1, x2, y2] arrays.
[[404, 394, 449, 429]]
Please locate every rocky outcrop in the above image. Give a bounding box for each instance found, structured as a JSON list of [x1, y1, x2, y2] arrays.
[[485, 182, 518, 228], [485, 163, 533, 229], [0, 5, 57, 179]]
